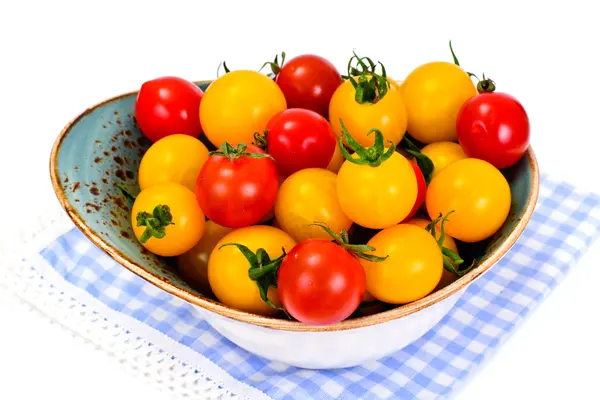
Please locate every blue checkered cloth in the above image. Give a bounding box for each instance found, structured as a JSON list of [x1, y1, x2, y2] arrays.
[[39, 174, 600, 399]]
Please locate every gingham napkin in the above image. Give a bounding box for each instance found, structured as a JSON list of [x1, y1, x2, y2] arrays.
[[7, 174, 600, 400]]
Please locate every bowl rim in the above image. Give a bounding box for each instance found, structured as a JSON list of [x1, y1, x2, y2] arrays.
[[50, 79, 540, 332]]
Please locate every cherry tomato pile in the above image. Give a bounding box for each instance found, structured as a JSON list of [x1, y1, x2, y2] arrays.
[[128, 42, 530, 326]]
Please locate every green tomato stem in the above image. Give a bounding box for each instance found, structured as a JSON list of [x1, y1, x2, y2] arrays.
[[135, 205, 175, 243], [344, 51, 390, 104], [338, 119, 395, 167]]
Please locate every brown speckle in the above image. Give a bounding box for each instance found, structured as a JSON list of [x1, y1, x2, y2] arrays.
[[103, 151, 110, 157], [108, 121, 113, 125], [111, 146, 118, 152], [105, 170, 110, 176], [125, 130, 133, 137], [116, 119, 122, 125], [138, 149, 145, 157], [115, 197, 129, 212], [86, 209, 92, 214], [125, 171, 135, 180], [63, 176, 69, 183], [113, 156, 124, 165], [123, 157, 130, 164], [74, 166, 79, 172], [102, 178, 109, 184], [111, 219, 118, 226], [123, 139, 133, 148], [102, 125, 107, 129], [95, 140, 102, 145], [72, 182, 81, 193], [114, 111, 119, 116], [85, 202, 101, 212], [74, 199, 80, 203], [90, 187, 100, 196], [120, 230, 131, 239], [116, 170, 126, 180], [94, 157, 103, 164], [110, 210, 117, 218]]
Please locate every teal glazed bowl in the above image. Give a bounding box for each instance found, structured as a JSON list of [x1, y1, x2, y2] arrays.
[[50, 80, 539, 369]]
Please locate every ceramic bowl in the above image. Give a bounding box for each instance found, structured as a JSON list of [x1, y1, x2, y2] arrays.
[[50, 80, 539, 369]]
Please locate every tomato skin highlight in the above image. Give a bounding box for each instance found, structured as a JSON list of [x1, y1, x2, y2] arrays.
[[275, 54, 343, 119], [278, 240, 366, 325], [208, 225, 296, 316], [401, 62, 477, 144], [401, 159, 427, 223], [138, 134, 209, 193], [337, 151, 418, 229], [426, 158, 511, 242], [274, 168, 352, 242], [135, 76, 204, 142], [420, 141, 467, 177], [132, 182, 205, 257], [195, 144, 279, 229], [361, 223, 443, 304], [329, 78, 408, 148], [456, 92, 530, 169], [265, 108, 336, 177], [200, 70, 287, 148]]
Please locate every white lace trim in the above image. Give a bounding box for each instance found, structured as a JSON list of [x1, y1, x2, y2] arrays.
[[0, 205, 272, 400]]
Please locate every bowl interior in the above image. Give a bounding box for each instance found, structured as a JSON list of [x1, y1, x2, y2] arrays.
[[51, 82, 536, 328]]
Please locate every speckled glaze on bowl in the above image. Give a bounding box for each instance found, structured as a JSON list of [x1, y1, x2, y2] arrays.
[[50, 80, 539, 369]]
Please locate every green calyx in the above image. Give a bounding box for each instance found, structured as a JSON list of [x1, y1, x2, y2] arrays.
[[448, 40, 496, 94], [252, 130, 269, 152], [259, 51, 286, 78], [219, 243, 287, 310], [399, 135, 434, 184], [136, 205, 175, 243], [342, 51, 390, 104], [209, 142, 274, 162], [338, 119, 395, 167], [426, 211, 475, 277], [310, 222, 388, 263]]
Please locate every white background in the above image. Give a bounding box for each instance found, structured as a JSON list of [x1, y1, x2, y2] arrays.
[[1, 0, 599, 398]]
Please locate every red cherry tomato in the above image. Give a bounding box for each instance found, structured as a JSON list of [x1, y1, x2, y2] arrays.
[[275, 55, 343, 119], [264, 108, 336, 177], [456, 92, 530, 169], [195, 143, 279, 228], [134, 76, 204, 143], [278, 240, 366, 325], [401, 159, 427, 222]]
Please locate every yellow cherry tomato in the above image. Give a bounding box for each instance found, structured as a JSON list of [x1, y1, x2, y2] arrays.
[[329, 76, 408, 148], [420, 141, 467, 177], [208, 225, 297, 316], [176, 220, 234, 296], [361, 224, 443, 304], [402, 61, 477, 144], [337, 139, 418, 229], [326, 140, 345, 173], [138, 134, 209, 192], [426, 158, 511, 242], [275, 168, 352, 242], [406, 217, 460, 289], [132, 182, 205, 257], [199, 70, 287, 148]]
